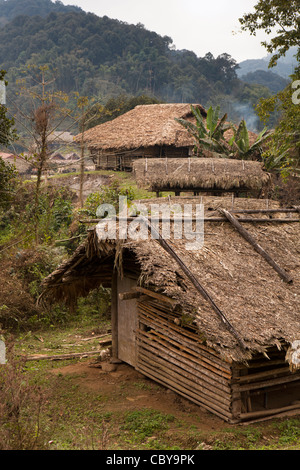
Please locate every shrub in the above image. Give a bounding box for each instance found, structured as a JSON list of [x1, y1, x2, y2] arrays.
[[0, 341, 50, 450]]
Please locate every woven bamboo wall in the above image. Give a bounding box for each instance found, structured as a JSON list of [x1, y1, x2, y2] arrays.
[[135, 298, 300, 422], [135, 298, 235, 422], [93, 146, 191, 171]]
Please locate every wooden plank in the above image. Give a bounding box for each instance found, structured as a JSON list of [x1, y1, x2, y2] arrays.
[[237, 366, 294, 384], [117, 276, 138, 367], [25, 340, 112, 361], [134, 286, 178, 307], [119, 291, 141, 300], [232, 208, 299, 214], [136, 329, 231, 387], [238, 373, 300, 392], [79, 217, 299, 224], [240, 403, 300, 421], [137, 312, 232, 376], [137, 361, 233, 421], [220, 209, 293, 284], [138, 349, 232, 407]]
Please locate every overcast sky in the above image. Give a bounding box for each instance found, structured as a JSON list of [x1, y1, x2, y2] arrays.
[[60, 0, 271, 62]]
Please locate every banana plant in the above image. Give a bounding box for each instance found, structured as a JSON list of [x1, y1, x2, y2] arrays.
[[228, 119, 271, 160], [175, 105, 231, 155]]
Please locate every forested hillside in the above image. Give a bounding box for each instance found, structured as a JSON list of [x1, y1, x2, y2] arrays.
[[0, 0, 82, 25], [0, 0, 292, 133]]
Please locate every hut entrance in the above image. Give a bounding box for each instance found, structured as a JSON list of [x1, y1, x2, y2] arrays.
[[117, 276, 138, 367]]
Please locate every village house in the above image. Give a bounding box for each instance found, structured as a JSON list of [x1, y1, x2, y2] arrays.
[[75, 103, 208, 171], [41, 195, 300, 423]]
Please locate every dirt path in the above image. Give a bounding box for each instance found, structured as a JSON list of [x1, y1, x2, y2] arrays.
[[51, 360, 226, 433]]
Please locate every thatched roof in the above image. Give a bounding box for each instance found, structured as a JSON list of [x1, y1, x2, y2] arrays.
[[75, 103, 207, 151], [41, 196, 300, 364], [133, 158, 271, 192]]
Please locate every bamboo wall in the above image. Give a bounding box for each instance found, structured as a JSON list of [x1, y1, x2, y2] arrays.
[[134, 297, 300, 423], [232, 347, 300, 421], [135, 298, 235, 422], [91, 146, 190, 171]]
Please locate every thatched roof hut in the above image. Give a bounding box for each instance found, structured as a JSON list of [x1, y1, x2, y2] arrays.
[[76, 103, 207, 150], [75, 103, 259, 171], [41, 196, 300, 422], [133, 158, 271, 196], [76, 103, 209, 170]]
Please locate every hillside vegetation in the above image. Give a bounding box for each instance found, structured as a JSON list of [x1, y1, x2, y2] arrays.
[[0, 0, 276, 130]]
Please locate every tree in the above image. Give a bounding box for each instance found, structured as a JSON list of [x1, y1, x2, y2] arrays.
[[10, 65, 71, 244], [0, 157, 17, 209], [239, 0, 300, 69], [256, 84, 300, 174], [240, 1, 300, 177]]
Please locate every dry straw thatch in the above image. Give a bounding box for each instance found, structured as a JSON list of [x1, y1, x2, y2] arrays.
[[133, 157, 272, 193], [75, 103, 259, 155], [75, 103, 207, 150], [41, 196, 300, 364]]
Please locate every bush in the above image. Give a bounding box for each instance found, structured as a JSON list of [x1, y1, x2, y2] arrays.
[[0, 341, 50, 450], [79, 180, 135, 218]]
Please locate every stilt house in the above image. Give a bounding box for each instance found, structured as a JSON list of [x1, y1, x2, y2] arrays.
[[41, 196, 300, 423], [75, 103, 208, 171]]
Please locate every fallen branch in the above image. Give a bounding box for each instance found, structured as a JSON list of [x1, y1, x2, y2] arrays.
[[24, 338, 112, 361]]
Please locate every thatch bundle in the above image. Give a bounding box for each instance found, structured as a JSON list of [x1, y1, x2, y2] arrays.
[[133, 158, 272, 192], [41, 196, 300, 363]]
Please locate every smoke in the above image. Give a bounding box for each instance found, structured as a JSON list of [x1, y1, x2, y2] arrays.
[[231, 102, 260, 133]]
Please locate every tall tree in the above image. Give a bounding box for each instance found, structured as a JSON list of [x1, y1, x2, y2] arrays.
[[239, 0, 300, 68], [240, 1, 300, 177], [10, 65, 71, 244]]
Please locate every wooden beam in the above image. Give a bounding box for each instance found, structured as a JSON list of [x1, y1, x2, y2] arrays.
[[220, 209, 293, 284], [79, 216, 299, 224], [118, 291, 141, 301], [240, 403, 300, 421], [133, 286, 178, 307], [232, 208, 299, 214]]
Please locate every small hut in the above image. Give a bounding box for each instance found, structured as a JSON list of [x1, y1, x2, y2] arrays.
[[75, 103, 208, 171], [41, 196, 300, 423], [133, 158, 272, 197]]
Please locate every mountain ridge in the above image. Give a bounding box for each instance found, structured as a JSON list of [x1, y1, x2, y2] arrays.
[[0, 0, 294, 132]]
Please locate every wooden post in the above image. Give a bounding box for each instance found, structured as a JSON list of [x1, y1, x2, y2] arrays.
[[220, 209, 293, 284], [111, 270, 118, 360]]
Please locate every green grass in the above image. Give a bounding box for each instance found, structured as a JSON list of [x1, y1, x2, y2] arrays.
[[3, 318, 300, 450]]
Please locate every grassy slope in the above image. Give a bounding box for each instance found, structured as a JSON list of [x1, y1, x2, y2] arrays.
[[9, 318, 300, 451]]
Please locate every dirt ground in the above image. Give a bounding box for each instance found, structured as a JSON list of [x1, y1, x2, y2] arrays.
[[50, 173, 111, 200], [50, 359, 227, 433]]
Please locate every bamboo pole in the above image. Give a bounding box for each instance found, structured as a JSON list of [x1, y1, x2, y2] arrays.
[[220, 209, 293, 284], [79, 216, 299, 224]]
